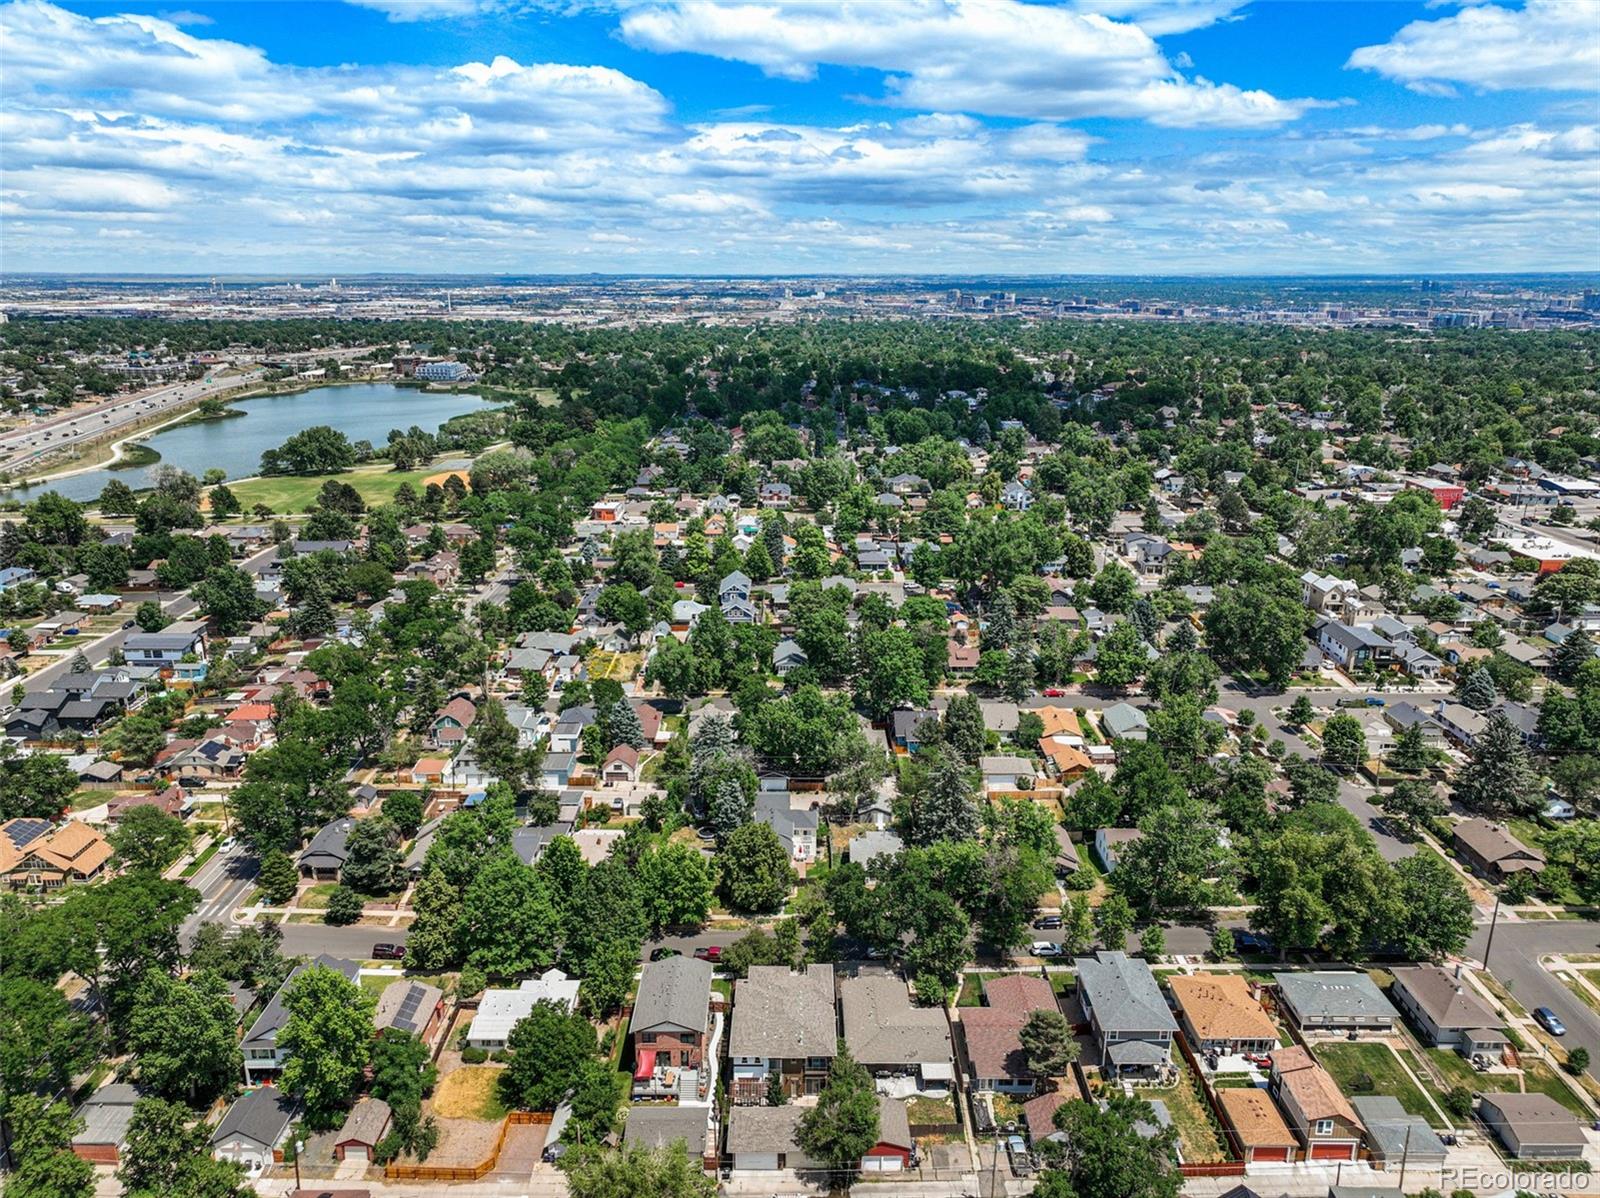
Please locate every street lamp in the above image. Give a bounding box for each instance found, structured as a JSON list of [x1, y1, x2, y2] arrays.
[[293, 1137, 304, 1190]]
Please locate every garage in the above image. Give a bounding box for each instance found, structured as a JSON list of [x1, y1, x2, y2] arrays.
[[861, 1152, 905, 1173], [1310, 1141, 1355, 1161], [1249, 1145, 1292, 1163]]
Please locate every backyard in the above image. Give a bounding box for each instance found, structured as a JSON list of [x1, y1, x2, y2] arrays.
[[1314, 1042, 1444, 1128], [1133, 1055, 1227, 1163]]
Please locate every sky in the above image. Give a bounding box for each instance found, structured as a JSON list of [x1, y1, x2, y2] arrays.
[[1, 0, 1597, 276]]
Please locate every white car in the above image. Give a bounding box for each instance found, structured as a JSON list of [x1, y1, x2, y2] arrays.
[[1030, 941, 1063, 958]]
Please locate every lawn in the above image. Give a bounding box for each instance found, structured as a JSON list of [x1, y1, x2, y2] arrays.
[[957, 971, 1006, 1008], [1555, 969, 1600, 1017], [906, 1094, 958, 1127], [1133, 1054, 1227, 1163], [1314, 1043, 1445, 1128], [227, 462, 443, 514], [68, 788, 106, 811], [1519, 1060, 1590, 1117], [432, 1065, 509, 1121], [297, 882, 338, 910], [179, 839, 221, 878]]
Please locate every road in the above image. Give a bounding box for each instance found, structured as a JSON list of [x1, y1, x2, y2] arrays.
[[181, 841, 259, 934], [276, 922, 410, 959], [1471, 915, 1600, 1083]]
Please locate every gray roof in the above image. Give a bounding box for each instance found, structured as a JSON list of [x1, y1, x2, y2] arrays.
[[623, 1106, 710, 1156], [840, 975, 952, 1069], [1479, 1091, 1585, 1147], [374, 979, 443, 1037], [299, 818, 354, 867], [211, 1086, 297, 1151], [1349, 1096, 1447, 1162], [1391, 965, 1500, 1032], [633, 956, 713, 1037], [336, 1097, 391, 1146], [731, 965, 836, 1060], [849, 829, 904, 866], [1273, 971, 1398, 1022], [72, 1083, 140, 1148], [243, 955, 360, 1050], [1075, 952, 1177, 1036], [877, 1096, 913, 1150], [1102, 702, 1149, 737], [1108, 1039, 1171, 1066], [727, 1104, 806, 1154]]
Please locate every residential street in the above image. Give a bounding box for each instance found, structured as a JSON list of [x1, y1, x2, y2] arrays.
[[1469, 916, 1600, 1084]]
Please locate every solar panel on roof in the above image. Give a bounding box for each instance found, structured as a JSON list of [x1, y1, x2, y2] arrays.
[[4, 819, 50, 848]]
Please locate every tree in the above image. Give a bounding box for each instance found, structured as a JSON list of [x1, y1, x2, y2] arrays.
[[605, 700, 647, 751], [1094, 892, 1135, 950], [1094, 621, 1150, 690], [279, 963, 376, 1129], [1454, 713, 1540, 817], [98, 478, 138, 515], [126, 971, 242, 1104], [109, 804, 191, 873], [903, 749, 981, 846], [1139, 924, 1166, 959], [341, 817, 403, 894], [4, 1094, 94, 1198], [797, 1043, 880, 1171], [636, 841, 714, 934], [1566, 1046, 1591, 1076], [325, 884, 364, 925], [0, 977, 99, 1146], [1038, 1097, 1182, 1198], [1459, 665, 1497, 712], [1019, 1008, 1079, 1079], [1320, 712, 1367, 768], [0, 740, 76, 820], [1209, 925, 1235, 961], [499, 1000, 597, 1111], [1387, 723, 1433, 774], [1388, 853, 1474, 962], [854, 626, 931, 719], [1203, 585, 1307, 690], [718, 822, 794, 913], [382, 791, 425, 838], [258, 849, 299, 906], [1088, 564, 1137, 614], [1554, 631, 1596, 683], [1113, 797, 1230, 916], [1284, 755, 1340, 806], [941, 693, 987, 765], [208, 484, 241, 522], [458, 852, 561, 977], [260, 424, 356, 475], [118, 1096, 252, 1198], [563, 1142, 718, 1198], [193, 564, 266, 635], [1286, 694, 1315, 727], [135, 599, 170, 632]]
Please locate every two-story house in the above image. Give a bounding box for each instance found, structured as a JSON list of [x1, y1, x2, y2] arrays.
[[730, 965, 836, 1104], [242, 956, 360, 1083], [122, 623, 206, 669], [1074, 951, 1177, 1081], [632, 955, 715, 1101], [840, 975, 954, 1095], [1269, 1046, 1365, 1161]]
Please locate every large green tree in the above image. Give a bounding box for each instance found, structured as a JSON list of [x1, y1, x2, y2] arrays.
[[498, 1000, 598, 1111], [717, 822, 794, 913], [126, 971, 242, 1104], [279, 964, 376, 1129], [796, 1043, 880, 1171]]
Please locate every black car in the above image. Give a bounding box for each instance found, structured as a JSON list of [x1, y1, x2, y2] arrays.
[[1032, 914, 1063, 930], [1232, 929, 1273, 954], [371, 943, 405, 961], [649, 948, 682, 962]]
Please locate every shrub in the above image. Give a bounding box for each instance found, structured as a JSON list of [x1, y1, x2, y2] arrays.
[[1442, 1085, 1473, 1118], [324, 885, 363, 925], [1565, 1046, 1590, 1075], [461, 1047, 488, 1064]]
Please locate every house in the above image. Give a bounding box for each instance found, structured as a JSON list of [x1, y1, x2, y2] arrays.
[[730, 965, 836, 1104], [1093, 827, 1143, 874], [726, 1105, 815, 1172], [1316, 621, 1392, 670], [1269, 1046, 1364, 1161], [1075, 952, 1177, 1080], [1217, 1087, 1298, 1165], [759, 481, 793, 508], [1382, 702, 1446, 748], [960, 974, 1058, 1093], [1478, 1092, 1587, 1159], [1168, 974, 1278, 1056], [70, 1083, 141, 1164], [430, 696, 477, 747], [1101, 702, 1149, 742], [1124, 533, 1174, 577], [1052, 826, 1081, 878], [840, 975, 955, 1093], [773, 639, 809, 676], [374, 979, 446, 1046], [466, 970, 582, 1050], [0, 819, 53, 877], [1389, 965, 1507, 1059], [78, 593, 123, 613], [755, 791, 817, 863], [107, 787, 184, 823], [602, 744, 640, 785], [1273, 973, 1398, 1035], [1001, 480, 1032, 511], [211, 1086, 298, 1176], [946, 640, 980, 674], [334, 1098, 391, 1162], [123, 625, 206, 668], [890, 707, 938, 753], [243, 956, 361, 1082], [549, 706, 598, 754], [622, 1105, 711, 1162], [3, 822, 114, 889], [298, 818, 354, 880], [849, 828, 903, 866], [632, 955, 714, 1101], [0, 565, 38, 591], [1350, 1096, 1447, 1170], [1300, 572, 1361, 618], [1433, 701, 1487, 747], [1452, 818, 1545, 881]]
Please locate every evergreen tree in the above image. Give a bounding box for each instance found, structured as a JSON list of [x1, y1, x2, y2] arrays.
[[1555, 630, 1596, 683], [983, 590, 1018, 650], [1131, 597, 1160, 644], [762, 513, 788, 572], [258, 849, 299, 905], [743, 537, 774, 582], [904, 750, 981, 846], [1458, 665, 1497, 712], [1454, 713, 1540, 817], [940, 694, 986, 766], [604, 700, 646, 751]]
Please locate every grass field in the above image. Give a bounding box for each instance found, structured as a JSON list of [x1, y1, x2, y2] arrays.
[[1314, 1042, 1444, 1127], [227, 462, 444, 514], [433, 1065, 509, 1121], [957, 971, 1006, 1007], [1133, 1055, 1227, 1163], [1520, 1059, 1591, 1116]]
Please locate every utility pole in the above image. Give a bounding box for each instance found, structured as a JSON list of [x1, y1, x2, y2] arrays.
[[1483, 892, 1502, 970], [1397, 1121, 1412, 1192]]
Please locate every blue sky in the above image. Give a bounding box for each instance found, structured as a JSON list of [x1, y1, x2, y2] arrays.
[[2, 0, 1597, 274]]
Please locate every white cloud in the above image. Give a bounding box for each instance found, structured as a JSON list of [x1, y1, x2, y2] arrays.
[[1348, 0, 1600, 93], [619, 0, 1313, 127], [343, 0, 514, 20]]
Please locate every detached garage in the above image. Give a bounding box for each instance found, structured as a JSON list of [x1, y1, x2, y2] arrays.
[[861, 1097, 914, 1173], [726, 1106, 817, 1174], [1218, 1087, 1296, 1164], [334, 1098, 391, 1162]]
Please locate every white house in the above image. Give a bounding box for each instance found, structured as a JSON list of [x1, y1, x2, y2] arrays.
[[466, 969, 582, 1050]]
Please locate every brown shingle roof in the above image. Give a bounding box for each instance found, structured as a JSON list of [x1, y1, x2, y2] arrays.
[[1170, 974, 1279, 1043], [1275, 1047, 1362, 1128], [1219, 1087, 1296, 1148]]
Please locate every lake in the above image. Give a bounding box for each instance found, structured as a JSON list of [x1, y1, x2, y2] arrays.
[[4, 383, 491, 503]]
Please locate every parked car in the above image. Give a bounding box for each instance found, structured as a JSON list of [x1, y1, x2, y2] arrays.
[[371, 943, 405, 961], [693, 946, 724, 963], [649, 948, 681, 961], [1029, 941, 1062, 958], [1042, 687, 1066, 697], [1232, 929, 1273, 954], [1033, 914, 1063, 930], [1534, 1006, 1567, 1036]]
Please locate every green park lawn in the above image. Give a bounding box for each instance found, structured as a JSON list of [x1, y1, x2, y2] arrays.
[[226, 463, 442, 514]]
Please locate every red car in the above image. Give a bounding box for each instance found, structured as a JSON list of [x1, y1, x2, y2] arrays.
[[693, 945, 724, 963], [1042, 687, 1066, 697]]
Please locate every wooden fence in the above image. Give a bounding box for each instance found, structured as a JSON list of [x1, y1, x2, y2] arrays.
[[382, 1109, 551, 1182]]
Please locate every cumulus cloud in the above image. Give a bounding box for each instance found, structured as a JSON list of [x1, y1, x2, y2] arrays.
[[1348, 0, 1600, 93], [619, 0, 1313, 127]]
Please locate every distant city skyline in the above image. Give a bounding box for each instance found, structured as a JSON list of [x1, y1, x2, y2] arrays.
[[2, 0, 1597, 275]]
